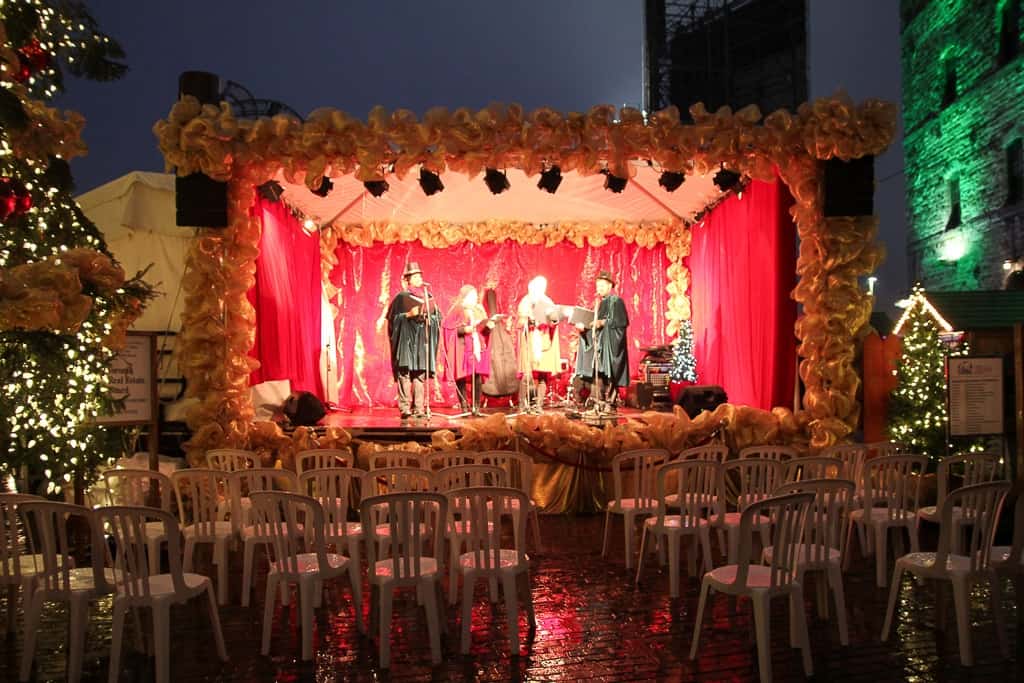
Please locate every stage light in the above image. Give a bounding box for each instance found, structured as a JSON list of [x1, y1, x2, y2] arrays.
[[713, 167, 741, 192], [537, 165, 563, 194], [257, 180, 284, 202], [484, 168, 511, 195], [311, 176, 333, 197], [364, 180, 389, 197], [602, 169, 628, 193], [419, 167, 444, 196], [658, 171, 686, 192]]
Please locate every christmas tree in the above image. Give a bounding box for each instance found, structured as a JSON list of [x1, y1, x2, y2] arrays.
[[0, 1, 152, 495], [669, 319, 697, 382], [888, 284, 964, 460]]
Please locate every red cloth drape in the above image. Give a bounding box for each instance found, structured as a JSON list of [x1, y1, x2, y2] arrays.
[[688, 179, 797, 410], [249, 198, 324, 397], [328, 237, 671, 407]]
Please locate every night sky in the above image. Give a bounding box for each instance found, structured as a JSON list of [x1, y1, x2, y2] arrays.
[[56, 0, 905, 308]]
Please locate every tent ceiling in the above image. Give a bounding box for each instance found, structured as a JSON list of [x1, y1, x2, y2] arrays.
[[278, 165, 726, 226]]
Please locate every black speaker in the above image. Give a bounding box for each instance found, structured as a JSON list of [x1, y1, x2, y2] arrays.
[[823, 156, 874, 217], [676, 384, 727, 418], [175, 71, 228, 227], [283, 392, 326, 426]]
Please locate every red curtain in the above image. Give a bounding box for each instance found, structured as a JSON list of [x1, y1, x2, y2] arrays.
[[249, 198, 324, 397], [688, 179, 797, 410], [328, 237, 671, 407]]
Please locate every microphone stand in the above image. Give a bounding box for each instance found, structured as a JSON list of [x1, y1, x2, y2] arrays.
[[422, 283, 434, 422], [588, 296, 604, 416], [508, 306, 535, 418]]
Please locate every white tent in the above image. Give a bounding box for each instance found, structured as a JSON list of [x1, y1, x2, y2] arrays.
[[76, 171, 189, 333]]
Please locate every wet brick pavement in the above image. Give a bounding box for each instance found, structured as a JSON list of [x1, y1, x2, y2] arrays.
[[0, 513, 1019, 681]]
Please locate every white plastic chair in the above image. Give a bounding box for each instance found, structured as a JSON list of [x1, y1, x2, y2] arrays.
[[781, 455, 844, 484], [917, 452, 1002, 553], [171, 469, 237, 604], [102, 468, 174, 572], [601, 448, 669, 569], [821, 443, 866, 484], [17, 501, 111, 682], [882, 481, 1012, 666], [367, 450, 426, 471], [235, 468, 300, 607], [450, 487, 535, 655], [360, 492, 448, 669], [205, 448, 259, 471], [298, 467, 364, 565], [845, 454, 928, 587], [251, 491, 364, 661], [690, 491, 816, 683], [715, 459, 782, 563], [865, 441, 906, 458], [425, 450, 478, 471], [676, 443, 730, 463], [476, 450, 543, 550], [636, 460, 719, 597], [739, 445, 798, 463], [0, 493, 43, 634], [98, 505, 227, 683], [768, 478, 855, 645], [435, 464, 507, 493], [990, 492, 1024, 574], [295, 448, 353, 474]]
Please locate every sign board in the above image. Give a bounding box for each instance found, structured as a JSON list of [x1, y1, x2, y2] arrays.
[[947, 356, 1004, 437], [98, 333, 156, 425]]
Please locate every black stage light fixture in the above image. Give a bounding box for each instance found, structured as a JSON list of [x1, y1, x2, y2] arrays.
[[257, 180, 284, 202], [537, 165, 563, 194], [364, 179, 389, 197], [484, 167, 511, 195], [713, 167, 741, 192], [602, 168, 628, 193], [419, 167, 444, 196], [311, 176, 333, 197], [658, 171, 686, 192]]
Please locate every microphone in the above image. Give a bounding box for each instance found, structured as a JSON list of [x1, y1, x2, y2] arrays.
[[420, 281, 431, 286]]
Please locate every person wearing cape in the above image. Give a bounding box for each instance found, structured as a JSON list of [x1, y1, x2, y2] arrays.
[[386, 261, 441, 419], [516, 275, 562, 413], [574, 270, 629, 413], [442, 284, 493, 413], [480, 288, 518, 398]]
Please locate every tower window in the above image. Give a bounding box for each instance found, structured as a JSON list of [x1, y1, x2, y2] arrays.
[[947, 177, 961, 229], [942, 58, 957, 107], [1008, 139, 1024, 204], [1000, 0, 1021, 65]]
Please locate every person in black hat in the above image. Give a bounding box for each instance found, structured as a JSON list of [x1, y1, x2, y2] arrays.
[[574, 270, 629, 413], [386, 261, 441, 419]]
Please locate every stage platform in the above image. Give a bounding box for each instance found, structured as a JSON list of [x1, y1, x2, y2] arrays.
[[320, 405, 649, 443]]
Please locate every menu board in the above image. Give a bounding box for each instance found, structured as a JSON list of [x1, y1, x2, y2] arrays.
[[97, 333, 155, 425], [947, 356, 1004, 437]]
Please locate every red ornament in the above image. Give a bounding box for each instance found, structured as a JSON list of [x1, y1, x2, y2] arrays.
[[20, 40, 51, 71]]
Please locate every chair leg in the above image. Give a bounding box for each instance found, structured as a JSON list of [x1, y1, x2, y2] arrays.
[[106, 601, 127, 683], [828, 564, 850, 646], [908, 522, 920, 554], [951, 577, 974, 666], [634, 526, 648, 586], [876, 525, 889, 588], [152, 604, 171, 683], [261, 574, 278, 656], [727, 526, 739, 565], [67, 596, 89, 683], [205, 583, 228, 661], [990, 573, 1009, 659], [241, 539, 256, 607], [298, 579, 315, 661], [880, 563, 905, 641], [147, 539, 161, 575], [623, 512, 636, 569], [600, 510, 612, 557], [18, 591, 44, 682], [422, 579, 443, 665], [521, 570, 536, 631], [751, 594, 772, 683], [529, 508, 542, 552], [460, 571, 475, 655], [686, 536, 697, 578], [347, 560, 365, 635], [715, 527, 726, 559], [815, 571, 830, 620], [214, 539, 229, 605], [449, 536, 461, 605], [688, 580, 711, 660], [379, 586, 394, 669], [502, 572, 520, 656], [699, 529, 713, 574], [667, 534, 681, 599], [183, 538, 195, 572], [843, 520, 855, 571], [6, 585, 17, 634], [313, 580, 323, 610], [791, 586, 814, 676]]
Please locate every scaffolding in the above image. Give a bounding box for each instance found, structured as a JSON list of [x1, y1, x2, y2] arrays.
[[644, 0, 806, 116]]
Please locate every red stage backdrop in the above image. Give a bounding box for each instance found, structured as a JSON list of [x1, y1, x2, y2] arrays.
[[689, 178, 797, 410], [328, 237, 671, 407], [249, 177, 797, 412]]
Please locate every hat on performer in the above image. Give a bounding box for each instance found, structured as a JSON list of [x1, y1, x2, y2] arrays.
[[596, 270, 616, 286], [402, 261, 423, 278]]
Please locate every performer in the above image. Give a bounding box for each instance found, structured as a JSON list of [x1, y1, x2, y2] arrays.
[[386, 262, 441, 420], [575, 270, 629, 413], [443, 284, 494, 413], [480, 288, 518, 397], [517, 275, 562, 413]]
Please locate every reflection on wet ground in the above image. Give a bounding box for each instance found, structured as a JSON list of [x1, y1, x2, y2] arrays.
[[0, 514, 1018, 681]]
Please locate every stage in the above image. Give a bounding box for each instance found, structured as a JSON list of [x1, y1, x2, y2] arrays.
[[320, 405, 647, 444]]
